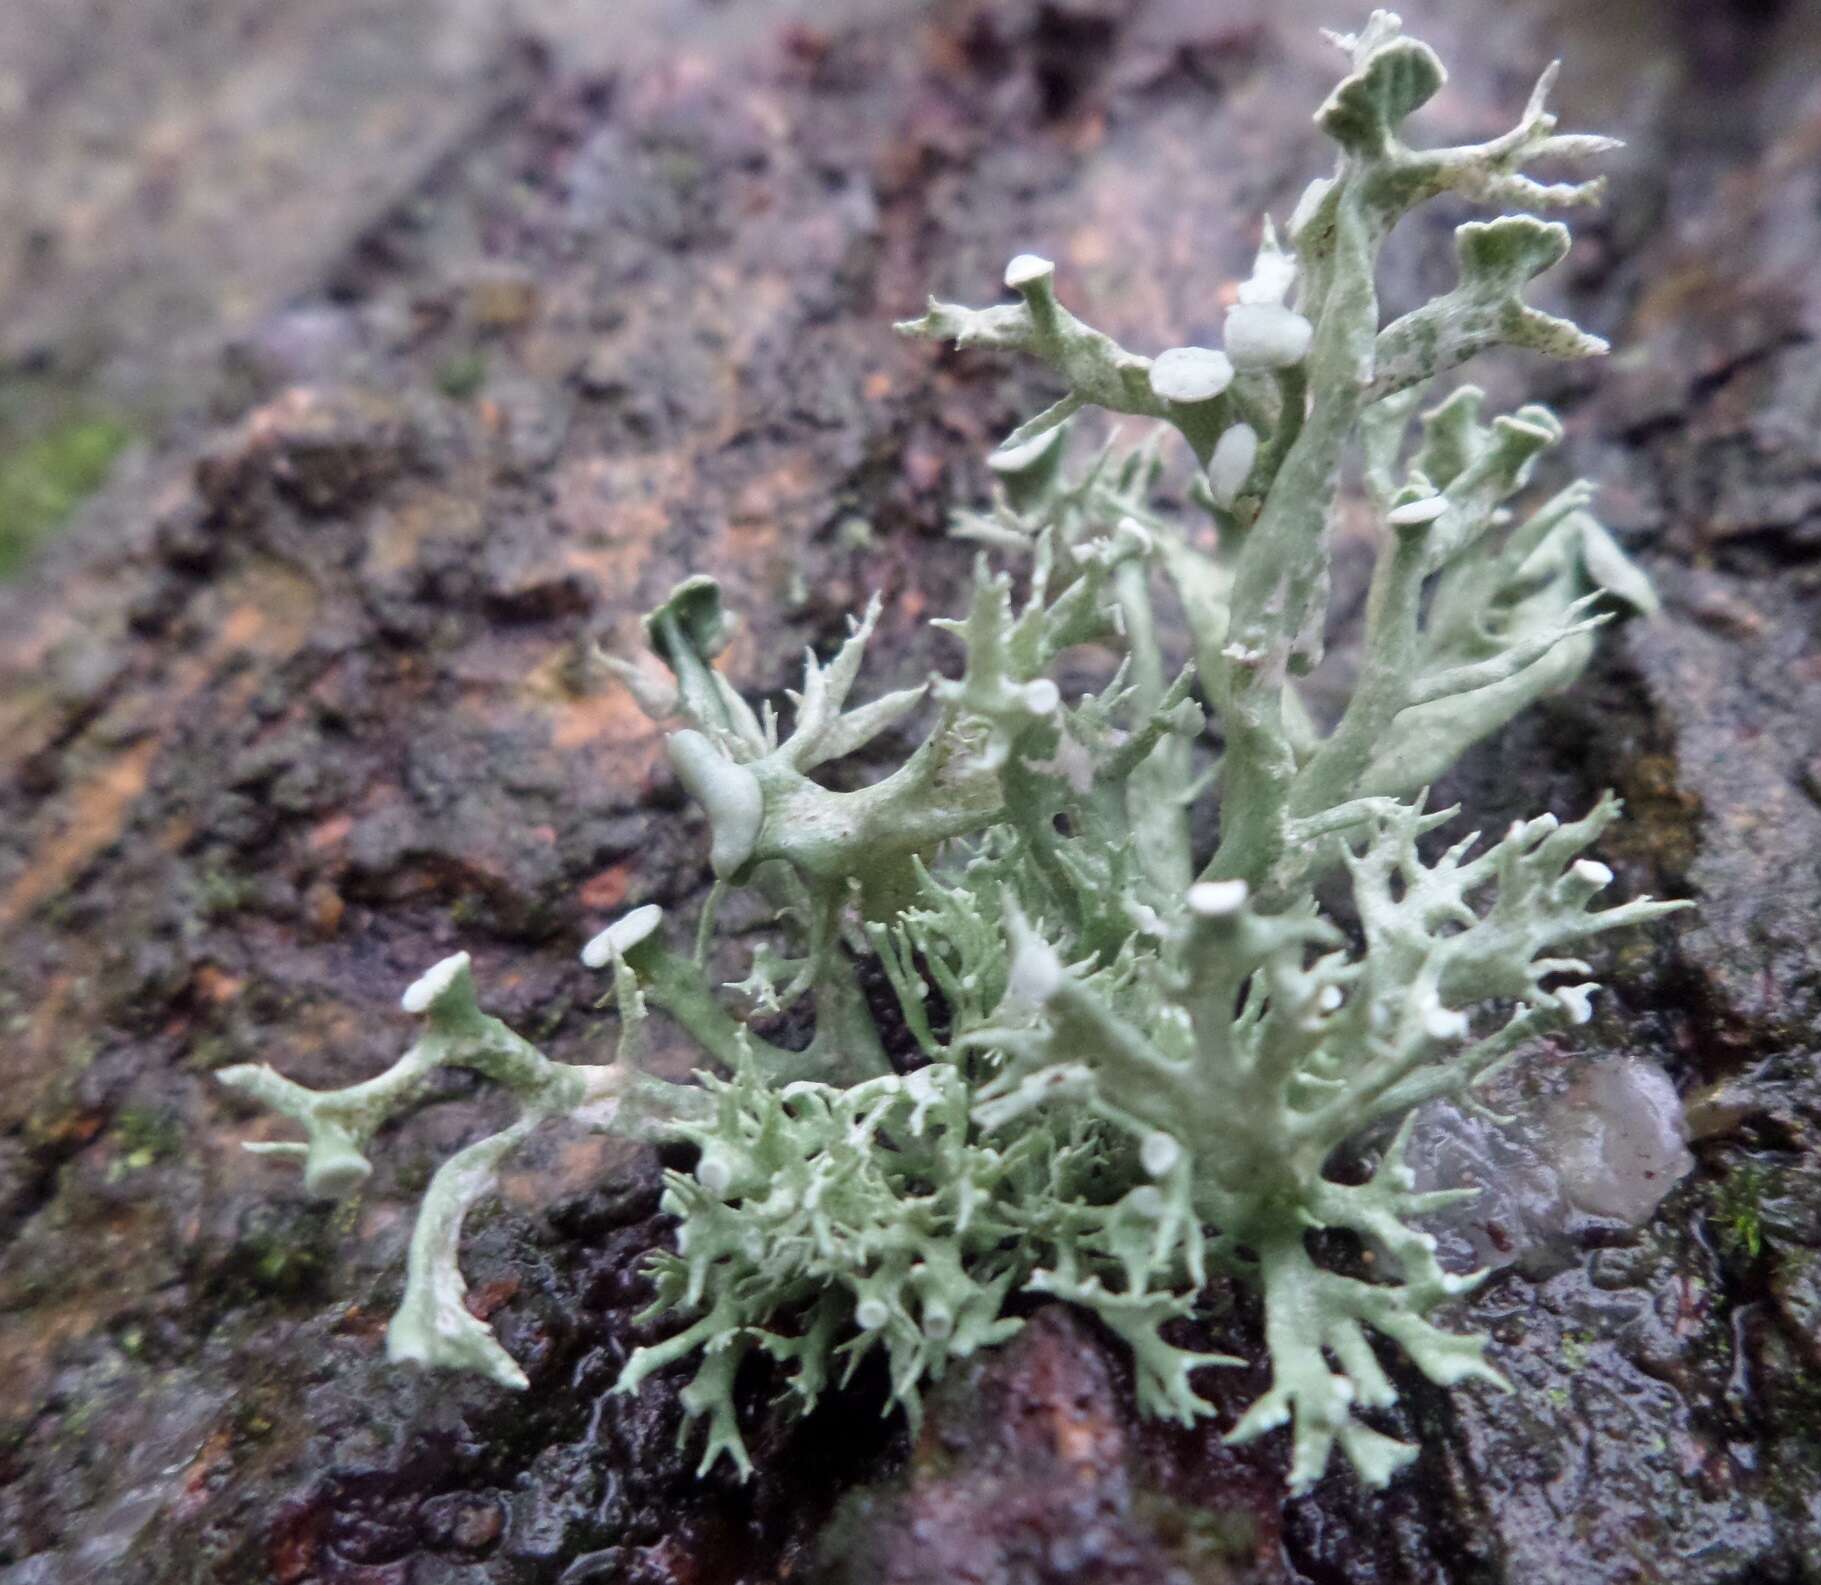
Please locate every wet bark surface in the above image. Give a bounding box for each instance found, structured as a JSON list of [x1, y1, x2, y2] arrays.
[[3, 1, 1821, 1580]]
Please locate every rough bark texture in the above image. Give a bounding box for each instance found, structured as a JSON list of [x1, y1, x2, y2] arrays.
[[4, 1, 1821, 1581]]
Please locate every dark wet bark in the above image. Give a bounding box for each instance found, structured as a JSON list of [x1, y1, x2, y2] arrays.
[[4, 1, 1821, 1580]]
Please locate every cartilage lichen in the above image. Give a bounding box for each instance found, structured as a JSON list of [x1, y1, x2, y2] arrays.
[[221, 12, 1688, 1494]]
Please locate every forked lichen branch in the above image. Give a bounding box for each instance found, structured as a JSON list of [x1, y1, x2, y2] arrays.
[[222, 12, 1686, 1495]]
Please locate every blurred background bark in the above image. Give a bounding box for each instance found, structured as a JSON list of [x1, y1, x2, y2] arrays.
[[3, 2, 1821, 1581]]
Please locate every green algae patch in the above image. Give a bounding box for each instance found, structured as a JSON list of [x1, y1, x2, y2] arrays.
[[0, 410, 132, 576]]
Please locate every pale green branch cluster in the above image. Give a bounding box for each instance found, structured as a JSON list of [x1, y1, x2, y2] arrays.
[[221, 13, 1687, 1496]]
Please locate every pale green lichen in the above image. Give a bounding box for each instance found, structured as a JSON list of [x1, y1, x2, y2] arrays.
[[220, 13, 1689, 1494]]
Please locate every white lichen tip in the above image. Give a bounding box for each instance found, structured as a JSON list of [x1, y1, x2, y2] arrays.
[[1187, 878, 1249, 918], [1556, 983, 1597, 1025], [988, 426, 1062, 473], [1004, 253, 1055, 290], [401, 952, 471, 1015], [1223, 303, 1313, 369], [304, 1135, 374, 1200], [1128, 1185, 1165, 1218], [1419, 991, 1469, 1041], [1237, 246, 1297, 307], [696, 1145, 736, 1196], [855, 1297, 891, 1331], [1021, 678, 1061, 716], [1008, 938, 1063, 1005], [1124, 899, 1164, 936], [1114, 515, 1154, 555], [581, 903, 665, 969], [1288, 173, 1334, 241], [902, 1065, 939, 1101], [1140, 1130, 1183, 1178], [1207, 423, 1258, 508], [1148, 345, 1235, 404], [1388, 495, 1449, 526], [1571, 860, 1613, 889]]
